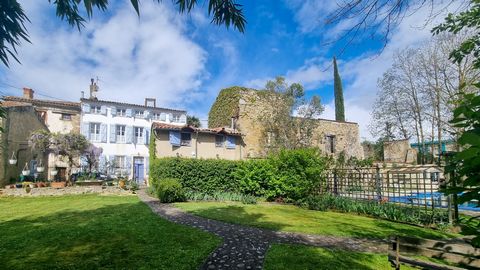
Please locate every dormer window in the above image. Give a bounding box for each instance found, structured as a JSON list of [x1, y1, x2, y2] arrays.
[[135, 110, 144, 118], [117, 108, 126, 116], [172, 114, 180, 122], [91, 106, 101, 114]]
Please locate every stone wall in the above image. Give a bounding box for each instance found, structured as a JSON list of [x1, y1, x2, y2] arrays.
[[0, 106, 49, 187], [0, 186, 134, 197], [383, 139, 417, 164], [231, 89, 364, 158]]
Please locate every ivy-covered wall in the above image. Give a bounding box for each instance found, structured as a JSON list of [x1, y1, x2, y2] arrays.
[[208, 86, 252, 128]]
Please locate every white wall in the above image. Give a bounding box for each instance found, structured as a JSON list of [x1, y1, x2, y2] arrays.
[[80, 101, 186, 182]]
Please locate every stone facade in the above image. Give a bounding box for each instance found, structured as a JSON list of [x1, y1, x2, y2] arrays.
[[0, 104, 49, 187], [216, 88, 364, 159], [0, 186, 134, 197], [383, 139, 417, 164]]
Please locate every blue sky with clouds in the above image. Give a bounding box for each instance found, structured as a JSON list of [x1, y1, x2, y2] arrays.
[[0, 1, 459, 140]]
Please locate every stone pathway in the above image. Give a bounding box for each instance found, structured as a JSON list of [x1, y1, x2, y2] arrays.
[[137, 190, 387, 270]]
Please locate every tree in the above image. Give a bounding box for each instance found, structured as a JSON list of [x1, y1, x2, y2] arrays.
[[333, 57, 345, 122], [1, 0, 246, 67], [52, 133, 89, 182], [187, 115, 201, 127], [82, 144, 103, 173], [258, 76, 324, 153], [325, 0, 469, 51]]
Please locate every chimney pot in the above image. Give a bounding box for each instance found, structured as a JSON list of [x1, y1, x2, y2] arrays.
[[23, 88, 34, 99]]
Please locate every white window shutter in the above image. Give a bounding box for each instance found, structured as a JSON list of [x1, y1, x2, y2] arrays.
[[81, 122, 90, 140], [126, 126, 133, 143], [100, 124, 107, 143], [100, 105, 107, 115], [82, 103, 90, 113]]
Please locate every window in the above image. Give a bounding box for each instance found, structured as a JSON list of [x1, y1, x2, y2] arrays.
[[135, 127, 144, 144], [91, 106, 101, 114], [152, 113, 161, 120], [180, 132, 191, 146], [215, 135, 225, 147], [61, 114, 72, 121], [172, 114, 181, 122], [117, 108, 126, 116], [116, 125, 126, 143], [135, 110, 144, 118], [90, 123, 101, 142], [325, 135, 336, 154], [114, 156, 126, 169]]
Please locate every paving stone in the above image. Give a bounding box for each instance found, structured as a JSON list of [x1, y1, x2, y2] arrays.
[[137, 189, 387, 270]]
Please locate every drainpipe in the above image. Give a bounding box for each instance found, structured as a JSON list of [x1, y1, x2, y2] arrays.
[[195, 130, 199, 159]]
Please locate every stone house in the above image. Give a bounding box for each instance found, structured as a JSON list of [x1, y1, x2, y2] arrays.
[[208, 87, 364, 159], [2, 88, 81, 182], [152, 123, 244, 160], [0, 101, 49, 187]]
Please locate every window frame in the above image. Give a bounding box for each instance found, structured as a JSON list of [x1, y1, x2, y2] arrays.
[[117, 108, 126, 117], [61, 114, 72, 121], [134, 110, 144, 118], [215, 135, 225, 148], [89, 123, 101, 142], [116, 125, 126, 143], [134, 127, 144, 144], [172, 114, 181, 123], [91, 106, 102, 114], [180, 132, 191, 146]]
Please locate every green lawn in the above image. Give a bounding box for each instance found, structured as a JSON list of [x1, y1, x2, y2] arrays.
[[264, 244, 417, 270], [175, 202, 455, 239], [0, 195, 220, 270]]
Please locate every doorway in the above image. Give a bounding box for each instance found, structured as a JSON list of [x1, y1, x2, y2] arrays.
[[133, 157, 144, 184]]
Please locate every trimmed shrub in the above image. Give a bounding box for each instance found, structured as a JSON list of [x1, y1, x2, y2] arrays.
[[184, 190, 257, 204], [156, 178, 186, 203], [150, 158, 239, 194]]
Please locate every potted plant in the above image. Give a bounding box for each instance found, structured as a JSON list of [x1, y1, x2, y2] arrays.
[[21, 162, 31, 176], [9, 152, 17, 165], [36, 159, 45, 173]]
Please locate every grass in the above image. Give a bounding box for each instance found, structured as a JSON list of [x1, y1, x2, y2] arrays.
[[264, 244, 417, 270], [0, 194, 220, 270], [175, 201, 456, 240]]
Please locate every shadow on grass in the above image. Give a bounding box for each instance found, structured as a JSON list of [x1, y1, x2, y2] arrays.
[[180, 203, 451, 240], [264, 244, 396, 270], [183, 204, 288, 232], [0, 199, 219, 270]]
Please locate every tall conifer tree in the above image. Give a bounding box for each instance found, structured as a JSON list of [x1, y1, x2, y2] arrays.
[[333, 56, 345, 122]]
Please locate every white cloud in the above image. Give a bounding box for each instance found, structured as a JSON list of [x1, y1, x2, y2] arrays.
[[3, 1, 207, 109]]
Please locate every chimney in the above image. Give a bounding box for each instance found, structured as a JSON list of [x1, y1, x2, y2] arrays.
[[81, 91, 84, 99], [23, 88, 34, 99], [145, 98, 156, 107]]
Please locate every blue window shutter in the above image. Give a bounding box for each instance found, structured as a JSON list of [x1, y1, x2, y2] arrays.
[[125, 156, 132, 174], [100, 124, 107, 143], [169, 131, 181, 146], [111, 106, 116, 117], [160, 113, 166, 121], [100, 105, 107, 115], [109, 125, 116, 143], [168, 113, 173, 122], [81, 122, 90, 140], [82, 103, 90, 113], [145, 157, 149, 175], [126, 109, 133, 117], [126, 126, 133, 143], [226, 136, 236, 149], [144, 110, 151, 119], [144, 129, 149, 145]]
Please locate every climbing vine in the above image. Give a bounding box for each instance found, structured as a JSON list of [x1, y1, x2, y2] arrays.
[[208, 86, 251, 128]]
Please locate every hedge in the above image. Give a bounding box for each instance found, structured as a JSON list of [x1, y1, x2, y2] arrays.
[[150, 149, 329, 201], [150, 158, 240, 194]]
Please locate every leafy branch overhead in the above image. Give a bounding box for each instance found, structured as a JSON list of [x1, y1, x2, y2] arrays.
[[1, 0, 246, 67]]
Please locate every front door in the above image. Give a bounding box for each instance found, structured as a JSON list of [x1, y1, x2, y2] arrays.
[[133, 157, 144, 184]]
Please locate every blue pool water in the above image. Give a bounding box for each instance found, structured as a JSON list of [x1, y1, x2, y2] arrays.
[[388, 192, 480, 212]]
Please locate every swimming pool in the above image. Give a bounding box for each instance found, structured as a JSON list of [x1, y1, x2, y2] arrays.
[[388, 192, 480, 212]]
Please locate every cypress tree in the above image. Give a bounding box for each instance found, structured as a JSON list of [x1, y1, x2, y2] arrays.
[[333, 56, 345, 122]]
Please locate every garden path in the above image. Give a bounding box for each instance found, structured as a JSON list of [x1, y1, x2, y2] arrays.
[[137, 189, 387, 270]]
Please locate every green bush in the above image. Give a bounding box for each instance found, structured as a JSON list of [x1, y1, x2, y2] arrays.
[[298, 194, 449, 226], [150, 149, 329, 202], [155, 178, 186, 203], [184, 190, 257, 204], [150, 158, 239, 194]]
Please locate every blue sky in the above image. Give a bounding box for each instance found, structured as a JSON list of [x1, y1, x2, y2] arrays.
[[0, 1, 458, 139]]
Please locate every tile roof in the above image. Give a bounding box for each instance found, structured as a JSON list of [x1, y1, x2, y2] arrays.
[[152, 122, 242, 136], [80, 98, 186, 113], [0, 100, 32, 108], [3, 96, 80, 110]]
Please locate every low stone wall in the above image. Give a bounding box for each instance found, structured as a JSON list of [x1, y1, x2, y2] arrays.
[[0, 186, 135, 197]]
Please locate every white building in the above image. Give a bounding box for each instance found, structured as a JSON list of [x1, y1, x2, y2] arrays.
[[80, 97, 186, 183]]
